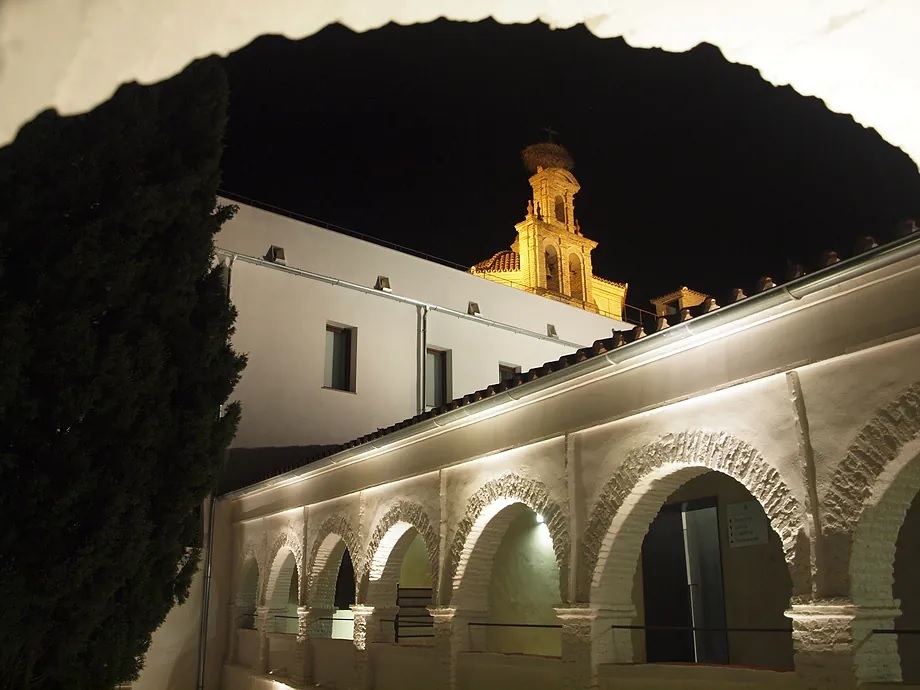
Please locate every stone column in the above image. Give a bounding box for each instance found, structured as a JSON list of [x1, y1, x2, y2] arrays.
[[555, 604, 637, 690], [428, 606, 486, 690], [289, 606, 313, 686], [352, 604, 389, 690], [786, 600, 902, 689], [254, 605, 270, 675]]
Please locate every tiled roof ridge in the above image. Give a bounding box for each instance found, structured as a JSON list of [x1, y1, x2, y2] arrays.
[[593, 274, 628, 288], [471, 248, 521, 273], [237, 222, 919, 490]]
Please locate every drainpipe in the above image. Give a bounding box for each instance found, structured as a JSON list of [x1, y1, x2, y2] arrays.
[[417, 305, 429, 415], [196, 254, 235, 690]]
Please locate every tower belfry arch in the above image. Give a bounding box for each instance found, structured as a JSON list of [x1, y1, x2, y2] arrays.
[[471, 141, 629, 320]]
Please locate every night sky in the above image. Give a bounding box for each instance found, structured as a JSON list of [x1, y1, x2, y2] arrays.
[[221, 19, 920, 309]]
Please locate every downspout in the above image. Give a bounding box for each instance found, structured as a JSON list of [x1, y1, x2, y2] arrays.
[[417, 305, 429, 415], [196, 254, 235, 690]]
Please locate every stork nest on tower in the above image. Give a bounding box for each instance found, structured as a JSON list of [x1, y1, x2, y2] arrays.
[[522, 142, 574, 173]]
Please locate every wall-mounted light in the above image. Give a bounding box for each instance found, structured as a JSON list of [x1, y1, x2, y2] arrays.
[[375, 276, 392, 292], [536, 513, 545, 524], [264, 245, 286, 265], [468, 301, 481, 316], [546, 323, 558, 338]]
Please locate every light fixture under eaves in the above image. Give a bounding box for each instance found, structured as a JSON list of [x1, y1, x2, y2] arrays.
[[546, 323, 558, 338], [264, 245, 286, 265], [468, 301, 481, 316], [375, 275, 392, 292]]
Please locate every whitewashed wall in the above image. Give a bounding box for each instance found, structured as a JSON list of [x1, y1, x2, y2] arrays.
[[218, 201, 629, 449]]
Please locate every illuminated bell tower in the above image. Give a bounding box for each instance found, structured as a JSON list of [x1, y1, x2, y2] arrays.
[[515, 141, 598, 306]]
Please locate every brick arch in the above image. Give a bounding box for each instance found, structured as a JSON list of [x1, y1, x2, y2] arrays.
[[447, 473, 569, 608], [360, 501, 439, 605], [306, 513, 361, 609], [235, 542, 261, 628], [263, 527, 305, 608], [821, 382, 920, 601], [581, 431, 806, 604]]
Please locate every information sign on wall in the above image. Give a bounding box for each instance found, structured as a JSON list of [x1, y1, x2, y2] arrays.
[[727, 500, 769, 547]]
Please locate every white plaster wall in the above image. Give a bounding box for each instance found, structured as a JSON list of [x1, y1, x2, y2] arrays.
[[792, 335, 920, 496], [399, 534, 433, 588], [457, 652, 564, 690], [312, 637, 356, 688], [132, 564, 206, 690], [361, 473, 441, 548], [577, 373, 804, 515], [222, 202, 627, 450], [372, 644, 440, 690], [486, 511, 561, 656], [894, 487, 920, 684], [597, 663, 803, 689], [236, 629, 260, 668], [219, 202, 627, 344], [442, 437, 568, 530]]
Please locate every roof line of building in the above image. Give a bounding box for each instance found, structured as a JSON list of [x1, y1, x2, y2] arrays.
[[219, 230, 920, 501], [216, 249, 601, 349], [219, 190, 474, 273]]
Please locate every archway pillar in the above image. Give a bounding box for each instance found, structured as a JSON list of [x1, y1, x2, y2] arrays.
[[428, 606, 487, 690], [555, 604, 636, 690], [786, 600, 902, 689], [289, 606, 314, 686], [254, 605, 270, 674], [350, 604, 380, 689]]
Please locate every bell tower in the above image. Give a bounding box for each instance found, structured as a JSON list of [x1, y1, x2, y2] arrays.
[[469, 139, 628, 321], [515, 140, 598, 306]]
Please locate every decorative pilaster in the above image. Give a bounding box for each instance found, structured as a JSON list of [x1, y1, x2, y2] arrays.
[[289, 606, 313, 686], [555, 604, 637, 690], [351, 604, 379, 690], [786, 600, 902, 689], [254, 605, 270, 674]]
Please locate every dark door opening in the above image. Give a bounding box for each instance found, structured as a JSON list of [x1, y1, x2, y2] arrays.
[[641, 497, 729, 664]]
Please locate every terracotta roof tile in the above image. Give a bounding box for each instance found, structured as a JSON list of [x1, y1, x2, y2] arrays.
[[471, 249, 521, 273]]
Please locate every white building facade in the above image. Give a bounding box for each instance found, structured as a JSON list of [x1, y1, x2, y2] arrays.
[[216, 199, 631, 454], [184, 228, 920, 690]]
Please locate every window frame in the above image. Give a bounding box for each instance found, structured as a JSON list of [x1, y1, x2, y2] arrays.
[[425, 346, 451, 410], [324, 323, 357, 393], [499, 363, 521, 383]]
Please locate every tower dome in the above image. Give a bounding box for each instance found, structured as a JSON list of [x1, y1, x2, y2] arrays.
[[521, 142, 574, 173]]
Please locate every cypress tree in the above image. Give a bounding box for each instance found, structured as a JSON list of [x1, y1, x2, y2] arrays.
[[0, 58, 245, 689]]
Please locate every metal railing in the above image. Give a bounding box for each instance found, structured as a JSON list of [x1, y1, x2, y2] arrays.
[[469, 622, 562, 629], [382, 619, 435, 642], [611, 623, 791, 634]]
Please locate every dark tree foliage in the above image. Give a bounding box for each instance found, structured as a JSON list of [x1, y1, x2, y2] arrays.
[[0, 59, 246, 689]]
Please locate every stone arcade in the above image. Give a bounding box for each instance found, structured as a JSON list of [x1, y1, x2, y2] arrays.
[[206, 222, 920, 690]]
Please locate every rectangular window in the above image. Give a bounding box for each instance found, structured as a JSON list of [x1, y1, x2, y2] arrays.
[[425, 347, 450, 409], [499, 363, 521, 383], [324, 324, 355, 391]]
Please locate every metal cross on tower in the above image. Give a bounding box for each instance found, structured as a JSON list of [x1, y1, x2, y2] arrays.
[[542, 125, 558, 143]]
